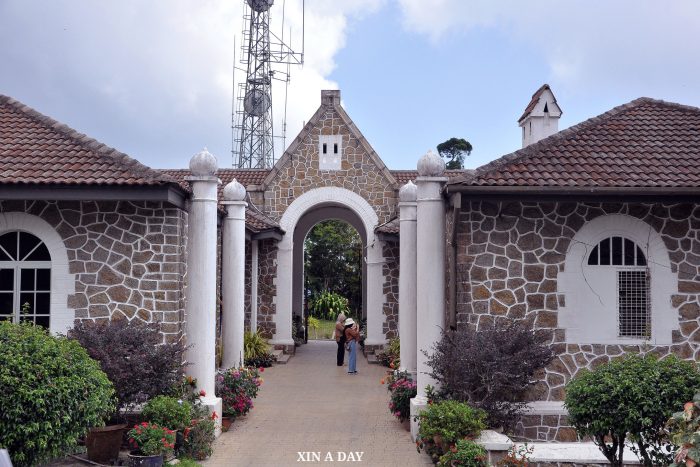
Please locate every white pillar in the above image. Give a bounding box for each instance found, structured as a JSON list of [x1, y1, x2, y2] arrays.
[[399, 181, 418, 381], [271, 243, 295, 346], [365, 237, 387, 347], [410, 150, 447, 440], [185, 148, 222, 434], [251, 239, 259, 331], [221, 179, 247, 369]]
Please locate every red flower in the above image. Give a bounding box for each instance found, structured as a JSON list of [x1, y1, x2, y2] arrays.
[[259, 367, 264, 372], [211, 411, 219, 420], [199, 389, 207, 397]]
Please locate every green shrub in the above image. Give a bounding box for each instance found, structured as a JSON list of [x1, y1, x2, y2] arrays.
[[416, 400, 486, 462], [183, 416, 216, 461], [127, 422, 176, 456], [0, 321, 115, 466], [142, 395, 192, 431], [565, 354, 700, 467], [377, 336, 400, 368], [437, 439, 488, 467], [310, 291, 349, 320], [245, 352, 275, 368], [244, 330, 270, 362]]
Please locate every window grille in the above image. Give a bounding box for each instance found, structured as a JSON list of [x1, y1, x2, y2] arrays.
[[587, 236, 651, 338], [618, 270, 650, 338]]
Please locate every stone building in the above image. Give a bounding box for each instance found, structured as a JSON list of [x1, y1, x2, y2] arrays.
[[2, 86, 699, 441]]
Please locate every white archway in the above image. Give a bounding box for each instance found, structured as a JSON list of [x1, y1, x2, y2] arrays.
[[559, 214, 676, 345], [271, 187, 387, 347], [0, 212, 75, 335]]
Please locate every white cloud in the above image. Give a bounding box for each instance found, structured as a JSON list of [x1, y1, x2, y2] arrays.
[[396, 0, 700, 98], [0, 0, 385, 168]]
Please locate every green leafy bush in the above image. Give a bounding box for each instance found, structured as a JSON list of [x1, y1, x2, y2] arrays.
[[565, 354, 700, 467], [216, 367, 262, 418], [416, 400, 486, 462], [437, 439, 488, 467], [0, 321, 115, 466], [183, 416, 216, 461], [377, 336, 400, 368], [142, 395, 192, 432], [425, 320, 553, 430], [244, 330, 270, 361], [310, 291, 349, 321], [245, 352, 275, 368]]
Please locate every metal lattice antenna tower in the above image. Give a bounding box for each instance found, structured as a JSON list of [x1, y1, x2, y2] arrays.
[[232, 0, 304, 169]]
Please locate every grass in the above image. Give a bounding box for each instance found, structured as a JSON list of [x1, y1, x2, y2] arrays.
[[308, 318, 336, 340]]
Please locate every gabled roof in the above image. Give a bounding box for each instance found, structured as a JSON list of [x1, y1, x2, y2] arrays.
[[449, 98, 700, 192], [518, 84, 560, 123], [160, 169, 281, 233], [262, 91, 398, 188], [391, 169, 471, 185], [0, 95, 179, 188]]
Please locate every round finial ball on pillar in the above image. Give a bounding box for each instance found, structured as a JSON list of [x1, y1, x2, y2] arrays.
[[189, 148, 218, 176], [223, 178, 247, 201], [416, 149, 445, 177], [399, 180, 418, 202]]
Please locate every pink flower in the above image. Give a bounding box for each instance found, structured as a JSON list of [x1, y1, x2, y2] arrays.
[[199, 389, 207, 397]]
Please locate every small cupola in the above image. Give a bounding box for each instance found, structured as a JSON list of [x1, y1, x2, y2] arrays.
[[518, 84, 562, 148]]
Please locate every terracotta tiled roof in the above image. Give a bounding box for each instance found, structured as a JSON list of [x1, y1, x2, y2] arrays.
[[375, 217, 399, 235], [518, 84, 553, 123], [391, 170, 471, 184], [452, 98, 700, 190], [0, 95, 179, 187], [159, 168, 279, 233]]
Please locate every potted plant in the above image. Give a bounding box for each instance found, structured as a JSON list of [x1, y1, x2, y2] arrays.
[[216, 366, 262, 429], [127, 422, 175, 467], [387, 373, 416, 430], [141, 395, 192, 451], [68, 319, 187, 463]]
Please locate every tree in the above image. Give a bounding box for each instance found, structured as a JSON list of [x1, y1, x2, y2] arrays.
[[304, 220, 362, 315], [437, 137, 472, 169]]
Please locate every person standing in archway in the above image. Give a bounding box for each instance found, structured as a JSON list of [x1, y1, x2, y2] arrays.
[[335, 313, 347, 366], [344, 318, 360, 374]]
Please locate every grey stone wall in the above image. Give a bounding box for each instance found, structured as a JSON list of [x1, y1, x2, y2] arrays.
[[455, 200, 700, 440], [0, 200, 188, 343], [382, 241, 399, 338], [257, 239, 277, 339]]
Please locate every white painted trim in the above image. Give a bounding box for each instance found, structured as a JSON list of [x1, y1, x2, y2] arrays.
[[560, 214, 676, 345], [273, 187, 386, 346], [0, 212, 75, 335]]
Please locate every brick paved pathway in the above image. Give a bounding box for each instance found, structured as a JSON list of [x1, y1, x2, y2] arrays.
[[204, 340, 432, 467]]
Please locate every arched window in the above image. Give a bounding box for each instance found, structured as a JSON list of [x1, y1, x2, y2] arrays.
[[0, 231, 52, 328], [587, 236, 649, 338]]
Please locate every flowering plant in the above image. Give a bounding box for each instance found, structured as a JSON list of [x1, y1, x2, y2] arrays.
[[216, 366, 263, 418], [127, 422, 176, 456], [388, 375, 417, 422]]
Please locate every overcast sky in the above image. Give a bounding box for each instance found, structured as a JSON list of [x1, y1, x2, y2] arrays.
[[1, 0, 699, 170]]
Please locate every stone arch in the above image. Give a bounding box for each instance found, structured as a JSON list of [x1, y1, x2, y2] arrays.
[[0, 211, 75, 334], [559, 214, 676, 344], [272, 187, 386, 348]]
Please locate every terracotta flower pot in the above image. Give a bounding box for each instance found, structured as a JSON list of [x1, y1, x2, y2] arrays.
[[221, 416, 234, 432], [85, 424, 127, 464]]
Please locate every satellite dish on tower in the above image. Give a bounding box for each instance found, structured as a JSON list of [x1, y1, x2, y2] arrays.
[[247, 0, 274, 12], [231, 0, 305, 169]]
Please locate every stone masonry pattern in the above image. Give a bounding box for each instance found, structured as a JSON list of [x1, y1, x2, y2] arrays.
[[455, 201, 700, 440], [382, 241, 400, 338], [0, 200, 188, 343], [261, 106, 398, 226], [256, 239, 277, 339]]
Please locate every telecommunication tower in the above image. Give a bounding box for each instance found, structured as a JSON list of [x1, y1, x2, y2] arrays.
[[232, 0, 304, 168]]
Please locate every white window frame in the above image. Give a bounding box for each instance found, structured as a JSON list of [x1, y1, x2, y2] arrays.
[[0, 212, 75, 334], [559, 214, 676, 345]]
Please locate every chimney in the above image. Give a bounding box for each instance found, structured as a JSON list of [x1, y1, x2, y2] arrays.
[[518, 84, 562, 148], [321, 89, 340, 107]]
